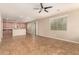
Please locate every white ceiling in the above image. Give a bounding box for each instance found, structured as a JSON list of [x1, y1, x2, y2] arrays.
[[0, 3, 79, 22]]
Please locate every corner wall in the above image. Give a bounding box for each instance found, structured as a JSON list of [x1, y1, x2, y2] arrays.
[[0, 14, 3, 41]]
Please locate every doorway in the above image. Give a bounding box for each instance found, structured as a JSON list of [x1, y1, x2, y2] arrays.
[[27, 21, 37, 39]]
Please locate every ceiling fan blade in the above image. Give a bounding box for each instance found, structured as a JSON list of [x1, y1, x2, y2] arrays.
[[44, 6, 53, 9], [39, 9, 42, 13], [44, 9, 48, 12], [34, 8, 40, 10], [40, 3, 43, 8], [39, 10, 41, 13]]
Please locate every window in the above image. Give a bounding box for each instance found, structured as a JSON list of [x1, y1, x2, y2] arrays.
[[50, 16, 67, 30]]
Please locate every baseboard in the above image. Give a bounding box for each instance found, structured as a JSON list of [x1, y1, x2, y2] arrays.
[[38, 35, 79, 44]]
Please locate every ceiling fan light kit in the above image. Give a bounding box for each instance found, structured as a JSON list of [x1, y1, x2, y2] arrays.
[[39, 3, 53, 13]]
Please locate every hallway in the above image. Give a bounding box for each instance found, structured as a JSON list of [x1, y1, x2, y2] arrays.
[[0, 34, 79, 55]]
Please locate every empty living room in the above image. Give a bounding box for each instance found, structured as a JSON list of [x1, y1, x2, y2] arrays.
[[0, 3, 79, 55]]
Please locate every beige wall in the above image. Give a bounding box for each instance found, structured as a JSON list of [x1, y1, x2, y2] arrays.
[[38, 10, 79, 43]]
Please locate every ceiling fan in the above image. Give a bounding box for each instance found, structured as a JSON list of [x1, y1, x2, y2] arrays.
[[34, 3, 53, 13]]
